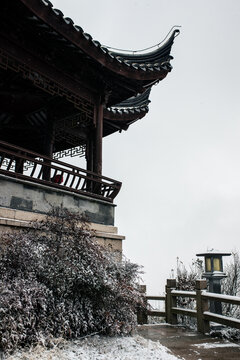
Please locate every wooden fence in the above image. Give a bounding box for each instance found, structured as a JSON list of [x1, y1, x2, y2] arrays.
[[138, 279, 240, 334]]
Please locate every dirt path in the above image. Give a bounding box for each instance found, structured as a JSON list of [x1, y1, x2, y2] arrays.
[[137, 324, 240, 360]]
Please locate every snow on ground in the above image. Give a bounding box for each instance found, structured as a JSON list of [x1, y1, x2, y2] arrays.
[[193, 341, 240, 349], [7, 335, 180, 360]]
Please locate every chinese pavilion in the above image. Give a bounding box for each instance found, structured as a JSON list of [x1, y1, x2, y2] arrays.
[[0, 0, 179, 251]]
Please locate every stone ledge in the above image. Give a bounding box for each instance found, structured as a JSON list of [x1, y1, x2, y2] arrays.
[[0, 207, 118, 234], [0, 208, 125, 242], [95, 231, 125, 241], [0, 217, 29, 228]]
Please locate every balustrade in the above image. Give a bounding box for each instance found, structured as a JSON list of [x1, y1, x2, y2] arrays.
[[0, 140, 121, 203]]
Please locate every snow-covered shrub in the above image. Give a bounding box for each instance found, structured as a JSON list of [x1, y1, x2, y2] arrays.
[[0, 209, 144, 354], [219, 252, 240, 341], [222, 252, 240, 316]]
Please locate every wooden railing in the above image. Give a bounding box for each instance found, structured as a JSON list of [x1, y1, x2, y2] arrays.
[[138, 279, 240, 334], [0, 141, 121, 203], [137, 285, 166, 325], [147, 295, 166, 317]]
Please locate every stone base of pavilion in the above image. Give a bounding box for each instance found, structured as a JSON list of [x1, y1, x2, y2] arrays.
[[0, 175, 124, 254]]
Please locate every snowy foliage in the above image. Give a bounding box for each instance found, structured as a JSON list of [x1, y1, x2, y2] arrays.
[[0, 209, 145, 354], [176, 257, 203, 291], [219, 252, 240, 341], [222, 252, 240, 299]]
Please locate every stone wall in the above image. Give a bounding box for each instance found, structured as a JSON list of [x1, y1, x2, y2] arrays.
[[0, 175, 124, 253], [0, 174, 115, 225]]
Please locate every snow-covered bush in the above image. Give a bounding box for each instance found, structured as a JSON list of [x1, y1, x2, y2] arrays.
[[219, 252, 240, 341], [0, 209, 144, 354], [222, 252, 240, 315], [176, 257, 203, 291]]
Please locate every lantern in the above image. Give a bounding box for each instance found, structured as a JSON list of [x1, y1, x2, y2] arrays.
[[196, 250, 231, 314]]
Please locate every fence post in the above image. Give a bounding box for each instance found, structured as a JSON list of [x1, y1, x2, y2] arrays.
[[137, 285, 148, 325], [196, 279, 210, 334], [166, 279, 177, 325]]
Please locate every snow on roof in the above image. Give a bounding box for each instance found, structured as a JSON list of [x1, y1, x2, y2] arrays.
[[196, 250, 231, 257]]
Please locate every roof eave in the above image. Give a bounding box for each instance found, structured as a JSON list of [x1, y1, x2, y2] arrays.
[[19, 0, 176, 81]]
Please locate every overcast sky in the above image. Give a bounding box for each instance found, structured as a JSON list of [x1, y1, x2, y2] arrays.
[[53, 0, 240, 294]]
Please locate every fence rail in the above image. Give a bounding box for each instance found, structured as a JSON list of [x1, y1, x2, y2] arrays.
[[172, 307, 197, 318], [138, 279, 240, 334], [0, 140, 121, 203], [202, 292, 240, 306], [147, 296, 165, 301]]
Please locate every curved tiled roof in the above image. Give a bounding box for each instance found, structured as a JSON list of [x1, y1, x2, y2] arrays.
[[103, 89, 152, 136], [106, 30, 179, 72], [105, 88, 151, 117], [1, 0, 179, 140], [20, 0, 179, 81]]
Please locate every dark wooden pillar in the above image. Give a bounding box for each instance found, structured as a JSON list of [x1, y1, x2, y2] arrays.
[[93, 102, 103, 176], [15, 115, 24, 174], [86, 134, 94, 192], [15, 155, 24, 174], [86, 135, 94, 173], [42, 114, 55, 181], [196, 280, 210, 334]]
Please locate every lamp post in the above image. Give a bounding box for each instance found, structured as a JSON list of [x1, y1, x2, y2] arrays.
[[196, 251, 231, 314]]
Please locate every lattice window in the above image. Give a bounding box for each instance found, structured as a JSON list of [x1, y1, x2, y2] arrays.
[[0, 50, 94, 116]]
